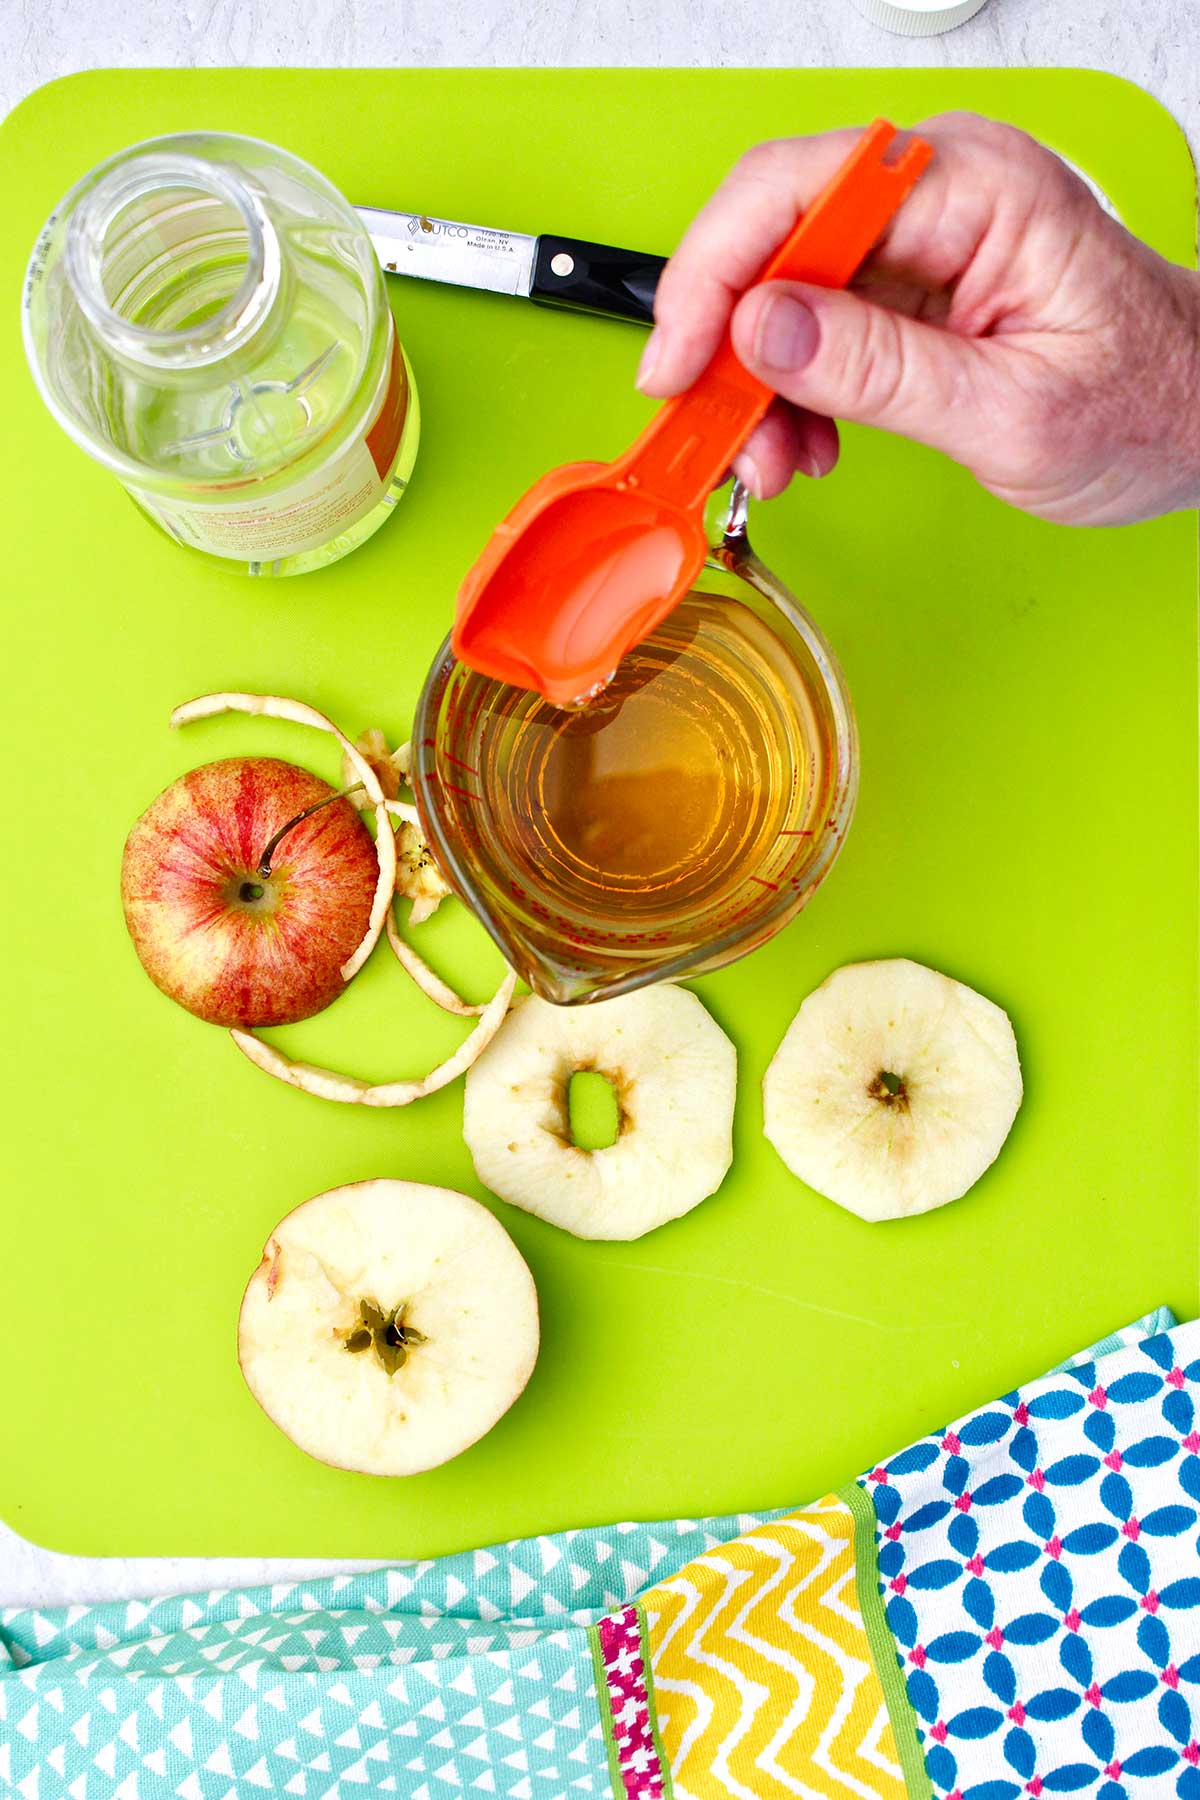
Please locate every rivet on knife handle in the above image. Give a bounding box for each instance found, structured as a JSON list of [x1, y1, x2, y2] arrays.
[[530, 235, 665, 325]]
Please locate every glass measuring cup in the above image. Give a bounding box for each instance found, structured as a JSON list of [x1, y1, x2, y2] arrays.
[[413, 485, 857, 1003]]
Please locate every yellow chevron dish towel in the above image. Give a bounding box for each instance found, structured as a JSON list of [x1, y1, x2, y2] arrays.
[[643, 1488, 915, 1799]]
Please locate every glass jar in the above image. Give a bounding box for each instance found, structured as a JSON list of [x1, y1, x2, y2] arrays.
[[23, 132, 419, 576]]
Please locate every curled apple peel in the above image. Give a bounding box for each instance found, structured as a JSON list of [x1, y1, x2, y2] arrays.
[[341, 727, 407, 801], [339, 730, 422, 830], [341, 728, 449, 921], [385, 910, 485, 1018], [230, 967, 517, 1106], [171, 692, 397, 984], [171, 691, 503, 1085]]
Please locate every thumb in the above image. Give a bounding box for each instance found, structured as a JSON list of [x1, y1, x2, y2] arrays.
[[731, 280, 989, 467]]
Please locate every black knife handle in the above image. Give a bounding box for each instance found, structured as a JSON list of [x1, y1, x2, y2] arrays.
[[531, 235, 664, 326]]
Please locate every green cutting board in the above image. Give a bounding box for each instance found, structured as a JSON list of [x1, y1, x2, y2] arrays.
[[1, 69, 1196, 1559]]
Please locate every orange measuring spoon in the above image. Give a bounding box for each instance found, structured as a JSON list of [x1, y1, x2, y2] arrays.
[[452, 120, 933, 706]]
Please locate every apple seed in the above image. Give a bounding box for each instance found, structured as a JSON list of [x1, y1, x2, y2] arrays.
[[342, 1299, 429, 1377]]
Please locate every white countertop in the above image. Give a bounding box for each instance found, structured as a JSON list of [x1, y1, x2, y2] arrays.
[[2, 0, 1197, 1613], [5, 0, 1200, 154]]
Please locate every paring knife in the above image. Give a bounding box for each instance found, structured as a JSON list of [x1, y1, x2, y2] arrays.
[[355, 205, 663, 326]]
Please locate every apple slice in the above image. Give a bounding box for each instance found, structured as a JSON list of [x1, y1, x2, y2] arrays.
[[239, 1179, 539, 1475], [121, 756, 380, 1028], [762, 959, 1022, 1220], [462, 987, 737, 1239], [171, 691, 398, 982]]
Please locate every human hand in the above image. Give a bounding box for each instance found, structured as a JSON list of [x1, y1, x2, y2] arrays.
[[637, 114, 1200, 526]]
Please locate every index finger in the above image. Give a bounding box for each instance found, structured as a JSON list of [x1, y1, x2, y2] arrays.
[[640, 130, 864, 396]]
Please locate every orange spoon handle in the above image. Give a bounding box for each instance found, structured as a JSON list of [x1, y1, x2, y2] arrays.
[[615, 119, 933, 512]]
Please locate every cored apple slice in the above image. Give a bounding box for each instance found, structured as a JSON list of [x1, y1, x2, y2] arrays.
[[463, 986, 737, 1239]]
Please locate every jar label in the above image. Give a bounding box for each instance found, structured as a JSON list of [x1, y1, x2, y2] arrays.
[[127, 329, 408, 565]]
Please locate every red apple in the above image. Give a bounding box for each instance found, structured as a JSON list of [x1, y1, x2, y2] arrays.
[[121, 756, 379, 1028]]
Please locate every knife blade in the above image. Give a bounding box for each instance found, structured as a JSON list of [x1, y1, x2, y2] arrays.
[[356, 205, 664, 326]]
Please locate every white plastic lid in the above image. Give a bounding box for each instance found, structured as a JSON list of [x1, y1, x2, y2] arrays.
[[846, 0, 989, 35]]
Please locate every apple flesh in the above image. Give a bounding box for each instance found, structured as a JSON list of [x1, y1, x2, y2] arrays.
[[238, 1179, 540, 1475], [121, 756, 379, 1028]]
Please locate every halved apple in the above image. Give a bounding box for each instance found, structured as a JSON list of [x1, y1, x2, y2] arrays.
[[238, 1180, 539, 1475]]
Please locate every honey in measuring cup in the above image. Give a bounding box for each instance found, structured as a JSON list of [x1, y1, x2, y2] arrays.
[[413, 486, 857, 1003]]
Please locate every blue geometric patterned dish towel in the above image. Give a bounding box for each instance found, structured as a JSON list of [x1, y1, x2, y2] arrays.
[[865, 1309, 1200, 1800]]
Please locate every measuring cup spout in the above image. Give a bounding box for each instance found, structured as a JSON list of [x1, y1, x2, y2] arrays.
[[706, 480, 751, 556]]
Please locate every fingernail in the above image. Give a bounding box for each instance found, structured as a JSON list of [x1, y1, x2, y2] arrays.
[[635, 327, 661, 390], [754, 294, 819, 373], [732, 452, 763, 499]]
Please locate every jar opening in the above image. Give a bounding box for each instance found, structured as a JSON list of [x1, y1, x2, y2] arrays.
[[64, 153, 279, 368]]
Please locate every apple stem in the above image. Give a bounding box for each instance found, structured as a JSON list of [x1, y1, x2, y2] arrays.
[[257, 782, 366, 878]]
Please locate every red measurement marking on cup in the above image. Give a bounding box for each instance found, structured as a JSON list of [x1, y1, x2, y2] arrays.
[[748, 874, 780, 892], [431, 774, 481, 802], [441, 751, 480, 776], [775, 828, 814, 838]]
